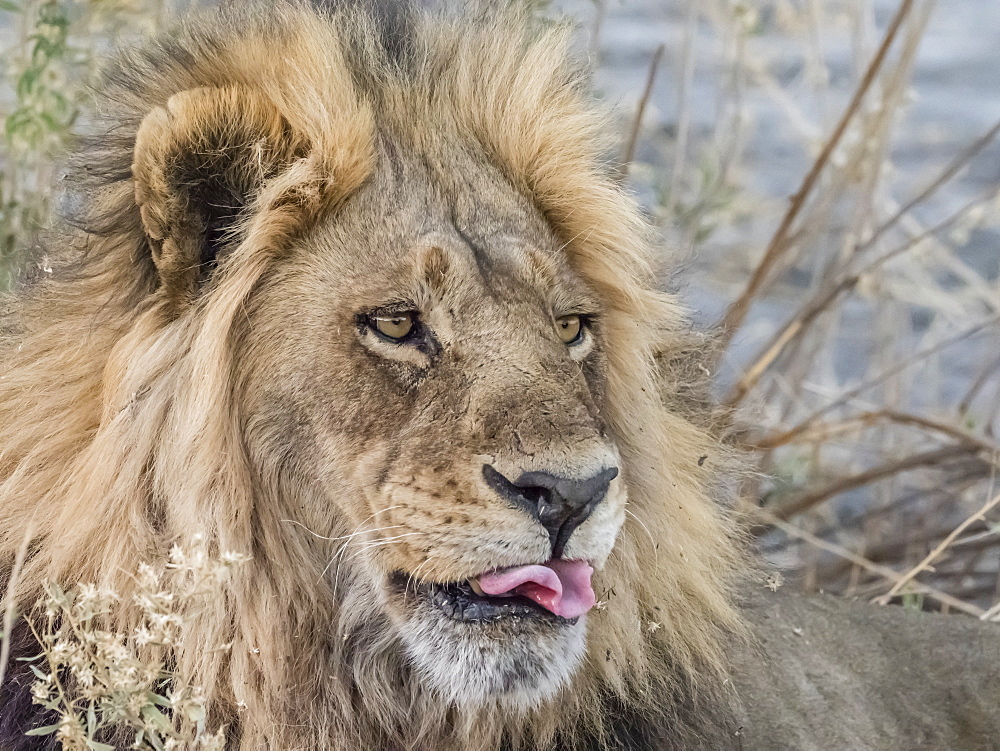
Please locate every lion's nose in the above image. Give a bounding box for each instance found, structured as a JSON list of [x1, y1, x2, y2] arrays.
[[482, 465, 619, 558]]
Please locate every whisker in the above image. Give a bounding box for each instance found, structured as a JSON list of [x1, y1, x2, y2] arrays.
[[405, 559, 432, 601], [315, 511, 406, 586], [282, 508, 404, 542], [625, 507, 659, 563], [359, 532, 425, 550], [326, 526, 425, 587]]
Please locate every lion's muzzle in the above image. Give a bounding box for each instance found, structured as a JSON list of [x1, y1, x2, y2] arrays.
[[481, 465, 619, 558]]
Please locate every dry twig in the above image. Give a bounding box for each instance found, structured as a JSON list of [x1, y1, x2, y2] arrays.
[[717, 0, 916, 346], [726, 189, 1000, 406], [875, 489, 1000, 603], [619, 43, 665, 180], [754, 311, 1000, 447], [767, 445, 974, 520], [753, 509, 984, 616], [0, 523, 34, 689]]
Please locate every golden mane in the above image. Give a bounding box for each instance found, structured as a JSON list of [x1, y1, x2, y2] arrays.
[[0, 2, 747, 747]]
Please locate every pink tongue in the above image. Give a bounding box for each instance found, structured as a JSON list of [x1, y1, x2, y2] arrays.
[[476, 559, 596, 619]]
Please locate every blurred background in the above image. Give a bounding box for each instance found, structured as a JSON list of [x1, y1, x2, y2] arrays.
[[2, 0, 998, 617]]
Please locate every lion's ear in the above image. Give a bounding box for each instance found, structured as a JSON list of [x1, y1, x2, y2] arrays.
[[132, 86, 307, 298]]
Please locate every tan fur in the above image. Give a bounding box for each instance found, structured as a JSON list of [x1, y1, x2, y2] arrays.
[[0, 3, 747, 748]]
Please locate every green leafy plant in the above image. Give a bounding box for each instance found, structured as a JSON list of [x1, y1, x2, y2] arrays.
[[1, 0, 172, 288]]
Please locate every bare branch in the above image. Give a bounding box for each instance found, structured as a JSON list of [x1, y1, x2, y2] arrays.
[[754, 509, 985, 617], [854, 119, 1000, 256], [718, 0, 916, 346], [767, 445, 973, 520], [753, 312, 1000, 446], [726, 188, 1000, 406], [876, 490, 1000, 603], [619, 43, 666, 180]]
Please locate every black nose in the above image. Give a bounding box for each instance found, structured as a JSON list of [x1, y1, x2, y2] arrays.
[[482, 464, 619, 558]]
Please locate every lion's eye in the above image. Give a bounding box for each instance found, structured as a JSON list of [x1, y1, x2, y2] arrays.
[[556, 315, 583, 344], [373, 313, 416, 341]]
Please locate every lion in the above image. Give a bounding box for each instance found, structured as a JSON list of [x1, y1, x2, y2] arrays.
[[0, 2, 998, 749]]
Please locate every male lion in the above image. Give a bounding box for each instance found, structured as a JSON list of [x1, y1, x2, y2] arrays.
[[1, 2, 998, 749]]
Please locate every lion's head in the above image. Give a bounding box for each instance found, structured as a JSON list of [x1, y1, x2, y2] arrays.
[[240, 145, 628, 707], [0, 2, 746, 748]]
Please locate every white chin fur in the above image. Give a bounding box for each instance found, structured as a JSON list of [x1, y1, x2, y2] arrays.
[[399, 610, 588, 711]]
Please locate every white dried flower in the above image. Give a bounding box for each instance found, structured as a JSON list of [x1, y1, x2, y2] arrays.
[[197, 727, 228, 751], [56, 715, 87, 745], [220, 550, 251, 566], [31, 679, 53, 703], [28, 537, 247, 747]]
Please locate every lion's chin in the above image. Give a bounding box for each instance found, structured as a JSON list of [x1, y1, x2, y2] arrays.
[[388, 573, 588, 710]]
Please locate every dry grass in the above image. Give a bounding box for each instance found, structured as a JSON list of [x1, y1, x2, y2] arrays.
[[607, 0, 1000, 615]]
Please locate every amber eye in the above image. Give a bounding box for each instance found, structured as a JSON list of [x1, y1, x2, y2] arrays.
[[556, 315, 583, 344], [373, 313, 416, 341]]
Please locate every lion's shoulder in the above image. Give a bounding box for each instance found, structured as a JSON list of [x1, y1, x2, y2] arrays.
[[732, 589, 1000, 749]]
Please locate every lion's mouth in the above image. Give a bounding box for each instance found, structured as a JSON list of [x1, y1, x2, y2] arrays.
[[391, 559, 596, 625]]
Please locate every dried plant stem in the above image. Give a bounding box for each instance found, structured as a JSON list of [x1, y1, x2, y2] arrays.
[[754, 510, 984, 617], [855, 119, 1000, 256], [873, 411, 1000, 457], [767, 445, 972, 520], [727, 185, 1000, 405], [756, 311, 1000, 447], [981, 600, 1000, 621], [664, 0, 698, 219], [0, 523, 33, 689], [958, 353, 1000, 415], [619, 43, 665, 180], [753, 409, 1000, 456], [588, 0, 607, 58], [876, 490, 1000, 603], [718, 0, 916, 347], [750, 413, 880, 449]]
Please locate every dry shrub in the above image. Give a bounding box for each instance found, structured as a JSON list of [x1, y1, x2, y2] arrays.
[[0, 0, 172, 288], [15, 538, 243, 749], [604, 0, 1000, 615]]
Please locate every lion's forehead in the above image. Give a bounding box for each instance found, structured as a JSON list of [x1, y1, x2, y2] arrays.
[[300, 148, 593, 310]]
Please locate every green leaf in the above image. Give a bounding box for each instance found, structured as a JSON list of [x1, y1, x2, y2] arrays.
[[27, 664, 48, 680], [85, 741, 115, 751], [5, 108, 31, 137], [44, 89, 71, 116], [15, 68, 40, 99], [902, 591, 925, 612], [184, 702, 206, 723], [0, 1, 21, 13], [30, 41, 54, 66], [141, 704, 172, 732], [24, 724, 60, 736], [147, 691, 172, 708], [38, 111, 67, 133]]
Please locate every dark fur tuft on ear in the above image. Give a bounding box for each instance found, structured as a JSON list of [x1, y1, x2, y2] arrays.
[[131, 86, 305, 299]]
